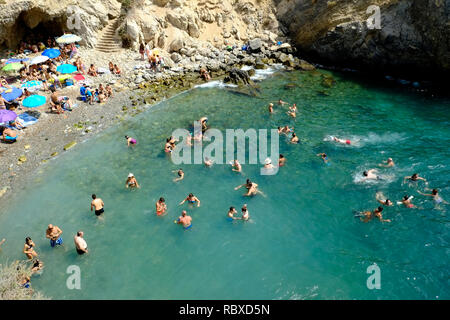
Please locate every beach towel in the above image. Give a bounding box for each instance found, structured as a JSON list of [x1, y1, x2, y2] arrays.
[[16, 112, 38, 128]]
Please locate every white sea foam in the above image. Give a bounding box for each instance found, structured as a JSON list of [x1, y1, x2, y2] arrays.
[[194, 81, 237, 89]]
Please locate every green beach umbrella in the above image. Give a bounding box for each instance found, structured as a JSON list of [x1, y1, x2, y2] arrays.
[[2, 62, 24, 72]]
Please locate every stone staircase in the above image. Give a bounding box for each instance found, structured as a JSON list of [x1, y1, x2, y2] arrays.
[[95, 18, 122, 53]]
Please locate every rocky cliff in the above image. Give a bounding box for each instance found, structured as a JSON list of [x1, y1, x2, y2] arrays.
[[275, 0, 450, 77]]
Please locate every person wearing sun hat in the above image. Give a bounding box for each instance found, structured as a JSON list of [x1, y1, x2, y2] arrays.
[[125, 173, 140, 189], [263, 157, 275, 169]]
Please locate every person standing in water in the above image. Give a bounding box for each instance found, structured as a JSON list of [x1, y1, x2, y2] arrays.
[[156, 197, 167, 216], [418, 189, 447, 205], [125, 136, 137, 147], [176, 210, 192, 230], [235, 179, 264, 197], [173, 169, 184, 182], [90, 194, 104, 216], [23, 237, 37, 260], [290, 132, 299, 144], [279, 154, 286, 167], [317, 153, 329, 164], [125, 173, 140, 189], [74, 231, 88, 255], [227, 207, 239, 221], [379, 158, 395, 167], [356, 207, 390, 223], [268, 103, 274, 114], [179, 193, 201, 207], [46, 224, 63, 247], [287, 104, 297, 118], [241, 204, 250, 221], [231, 159, 242, 172]]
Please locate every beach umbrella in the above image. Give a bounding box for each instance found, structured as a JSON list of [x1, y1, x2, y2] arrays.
[[1, 87, 22, 102], [0, 109, 17, 124], [2, 63, 24, 72], [73, 74, 85, 81], [56, 34, 82, 44], [42, 48, 61, 59], [57, 64, 77, 74], [21, 80, 43, 92], [22, 95, 46, 108], [6, 58, 29, 64], [30, 55, 49, 65]]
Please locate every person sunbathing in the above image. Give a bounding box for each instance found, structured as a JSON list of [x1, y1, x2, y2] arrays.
[[1, 127, 18, 143], [113, 64, 121, 75], [88, 64, 98, 77], [0, 76, 11, 89], [109, 62, 114, 73], [49, 87, 64, 114]]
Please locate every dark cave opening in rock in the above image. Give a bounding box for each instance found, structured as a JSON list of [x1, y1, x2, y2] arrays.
[[2, 9, 68, 51]]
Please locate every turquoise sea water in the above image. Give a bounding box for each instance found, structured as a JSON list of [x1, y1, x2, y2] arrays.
[[0, 68, 449, 299]]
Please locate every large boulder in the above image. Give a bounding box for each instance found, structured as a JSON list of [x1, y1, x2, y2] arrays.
[[248, 38, 262, 53]]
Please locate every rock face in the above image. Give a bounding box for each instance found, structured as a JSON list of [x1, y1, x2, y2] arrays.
[[275, 0, 450, 76], [223, 68, 252, 85], [0, 0, 121, 49]]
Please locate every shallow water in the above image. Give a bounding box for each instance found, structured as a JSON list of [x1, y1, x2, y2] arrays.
[[0, 68, 449, 299]]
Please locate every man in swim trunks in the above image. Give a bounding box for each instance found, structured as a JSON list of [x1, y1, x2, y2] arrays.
[[90, 194, 104, 216], [332, 136, 351, 145], [400, 195, 416, 208], [231, 160, 242, 172], [235, 179, 263, 197], [177, 210, 192, 230], [227, 207, 238, 221], [418, 189, 448, 205], [404, 173, 427, 184], [357, 207, 390, 223], [125, 135, 137, 147], [156, 197, 167, 216], [179, 193, 201, 207], [173, 169, 184, 182], [45, 224, 63, 247], [74, 231, 88, 255]]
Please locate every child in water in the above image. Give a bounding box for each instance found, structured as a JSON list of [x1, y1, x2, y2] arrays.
[[125, 136, 137, 147]]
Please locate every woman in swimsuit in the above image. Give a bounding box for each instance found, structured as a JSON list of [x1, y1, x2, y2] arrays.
[[125, 173, 140, 189], [401, 195, 416, 208], [156, 197, 167, 216], [287, 103, 297, 118], [23, 237, 37, 260], [125, 135, 137, 147], [279, 154, 286, 167], [418, 189, 447, 205], [173, 169, 184, 182], [241, 205, 250, 221], [179, 193, 201, 207], [235, 179, 263, 197]]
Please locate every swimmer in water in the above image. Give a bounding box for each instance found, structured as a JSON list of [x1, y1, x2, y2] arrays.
[[362, 169, 381, 180], [23, 237, 37, 260], [199, 117, 208, 133], [90, 194, 105, 216], [231, 159, 242, 172], [173, 169, 184, 182], [241, 204, 250, 221], [418, 189, 448, 205], [263, 158, 275, 169], [332, 136, 351, 145], [0, 238, 5, 250], [156, 197, 167, 216], [279, 154, 286, 167], [281, 125, 293, 135], [290, 132, 299, 144], [357, 206, 391, 223], [31, 259, 44, 274], [227, 207, 239, 220], [317, 153, 329, 164], [278, 99, 288, 106], [164, 139, 173, 153], [379, 157, 395, 167], [287, 104, 297, 118], [179, 193, 201, 207], [404, 173, 427, 184], [204, 157, 214, 167], [400, 195, 416, 208], [176, 210, 192, 230], [125, 173, 140, 189], [268, 103, 274, 114], [277, 126, 283, 134], [235, 179, 265, 197], [186, 133, 193, 147], [125, 135, 137, 147], [376, 192, 393, 206]]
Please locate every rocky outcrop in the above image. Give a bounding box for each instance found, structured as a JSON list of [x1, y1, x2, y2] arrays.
[[0, 0, 121, 49], [275, 0, 450, 76]]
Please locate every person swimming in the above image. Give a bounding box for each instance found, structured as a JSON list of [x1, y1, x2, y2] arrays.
[[418, 189, 447, 205], [165, 138, 174, 153], [362, 169, 382, 180], [125, 135, 137, 147], [290, 132, 299, 144], [317, 153, 329, 164], [179, 193, 201, 207], [227, 207, 238, 221], [156, 197, 167, 216], [278, 154, 286, 167], [404, 173, 427, 184], [204, 157, 214, 167], [125, 173, 140, 188], [263, 158, 275, 169], [400, 195, 416, 208], [332, 136, 351, 145], [376, 192, 393, 206], [234, 179, 265, 197], [287, 104, 297, 118], [356, 206, 391, 223], [173, 169, 184, 182], [379, 157, 395, 167]]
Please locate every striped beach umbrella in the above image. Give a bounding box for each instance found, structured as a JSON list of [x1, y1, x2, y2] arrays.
[[42, 48, 61, 59], [22, 95, 46, 108], [56, 34, 82, 44]]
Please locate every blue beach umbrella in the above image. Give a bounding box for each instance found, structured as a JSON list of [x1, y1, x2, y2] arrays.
[[57, 64, 77, 74], [1, 87, 23, 102], [42, 48, 61, 59], [22, 95, 46, 108], [6, 58, 29, 64]]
